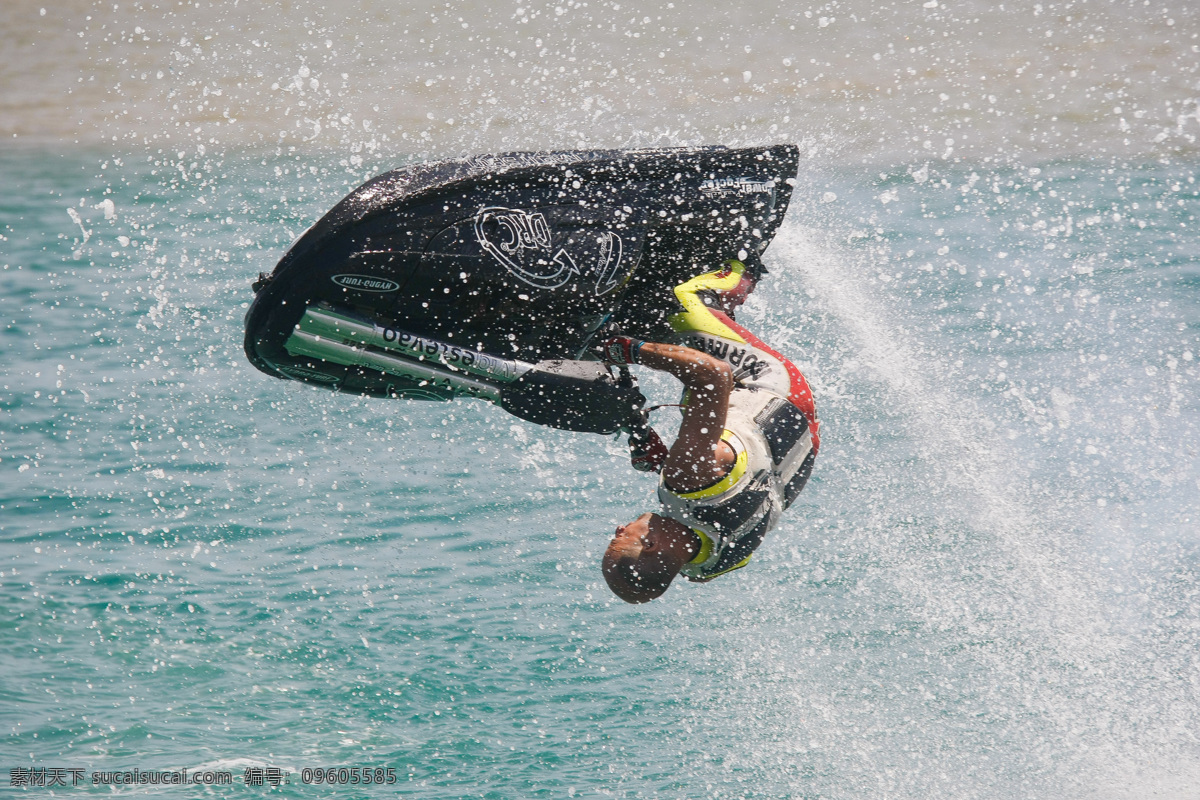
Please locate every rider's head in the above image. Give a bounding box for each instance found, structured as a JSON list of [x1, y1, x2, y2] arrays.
[[602, 513, 698, 603]]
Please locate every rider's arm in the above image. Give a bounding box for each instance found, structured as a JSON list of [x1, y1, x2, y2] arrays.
[[634, 342, 734, 493]]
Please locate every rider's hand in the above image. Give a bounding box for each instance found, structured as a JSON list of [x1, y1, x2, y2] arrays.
[[598, 336, 645, 366], [626, 410, 667, 473], [629, 426, 668, 473]]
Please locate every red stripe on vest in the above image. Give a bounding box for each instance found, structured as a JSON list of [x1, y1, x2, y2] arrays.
[[709, 309, 820, 453]]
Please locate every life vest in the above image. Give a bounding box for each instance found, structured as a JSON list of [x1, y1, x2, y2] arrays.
[[657, 387, 816, 580], [668, 260, 820, 453], [652, 260, 819, 580]]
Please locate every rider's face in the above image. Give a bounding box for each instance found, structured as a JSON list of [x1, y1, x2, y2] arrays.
[[612, 513, 654, 553]]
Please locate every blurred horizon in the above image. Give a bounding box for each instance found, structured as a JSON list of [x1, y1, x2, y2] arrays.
[[3, 0, 1198, 166]]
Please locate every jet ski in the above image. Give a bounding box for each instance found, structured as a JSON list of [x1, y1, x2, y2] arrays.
[[243, 144, 800, 433]]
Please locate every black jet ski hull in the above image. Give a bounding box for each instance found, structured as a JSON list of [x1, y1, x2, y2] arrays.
[[281, 303, 644, 432], [243, 145, 799, 429]]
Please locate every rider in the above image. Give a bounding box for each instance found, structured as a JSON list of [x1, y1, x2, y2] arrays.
[[598, 255, 819, 603]]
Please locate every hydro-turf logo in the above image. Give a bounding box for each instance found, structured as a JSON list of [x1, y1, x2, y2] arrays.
[[331, 274, 400, 293]]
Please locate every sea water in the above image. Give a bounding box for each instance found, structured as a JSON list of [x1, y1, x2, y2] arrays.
[[2, 1, 1199, 797]]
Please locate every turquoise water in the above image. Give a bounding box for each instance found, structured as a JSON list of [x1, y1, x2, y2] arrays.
[[2, 146, 1198, 797]]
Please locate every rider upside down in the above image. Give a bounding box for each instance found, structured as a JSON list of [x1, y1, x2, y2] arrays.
[[597, 256, 819, 603]]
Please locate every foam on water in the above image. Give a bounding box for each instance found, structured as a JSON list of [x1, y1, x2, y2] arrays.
[[706, 214, 1200, 798]]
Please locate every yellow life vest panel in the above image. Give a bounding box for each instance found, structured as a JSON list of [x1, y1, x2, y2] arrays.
[[658, 387, 815, 580]]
